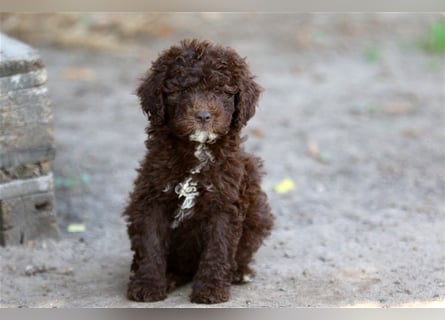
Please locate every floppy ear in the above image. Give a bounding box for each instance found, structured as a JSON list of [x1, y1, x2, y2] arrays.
[[232, 63, 262, 130], [136, 65, 167, 126]]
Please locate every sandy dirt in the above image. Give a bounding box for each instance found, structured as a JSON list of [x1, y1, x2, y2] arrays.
[[0, 13, 444, 308]]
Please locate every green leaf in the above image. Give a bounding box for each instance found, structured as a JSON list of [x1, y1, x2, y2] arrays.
[[67, 223, 86, 233]]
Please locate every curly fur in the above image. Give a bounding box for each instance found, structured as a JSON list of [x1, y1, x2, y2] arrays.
[[124, 39, 274, 304]]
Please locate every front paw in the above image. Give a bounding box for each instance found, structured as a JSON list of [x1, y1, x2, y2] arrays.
[[232, 266, 256, 284], [190, 281, 230, 304], [127, 278, 167, 302]]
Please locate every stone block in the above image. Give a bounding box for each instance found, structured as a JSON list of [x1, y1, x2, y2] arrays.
[[0, 33, 60, 245], [0, 34, 55, 168]]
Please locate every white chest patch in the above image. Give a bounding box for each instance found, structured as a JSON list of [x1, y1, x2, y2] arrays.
[[169, 131, 217, 229]]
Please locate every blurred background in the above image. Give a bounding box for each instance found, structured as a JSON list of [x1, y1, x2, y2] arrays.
[[0, 13, 444, 307]]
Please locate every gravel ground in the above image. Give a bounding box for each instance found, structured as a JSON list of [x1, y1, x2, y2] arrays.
[[1, 13, 444, 308]]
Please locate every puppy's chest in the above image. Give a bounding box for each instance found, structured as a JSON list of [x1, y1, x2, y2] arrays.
[[162, 143, 219, 229]]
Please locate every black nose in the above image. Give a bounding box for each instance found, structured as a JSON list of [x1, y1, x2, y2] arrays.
[[195, 111, 212, 123]]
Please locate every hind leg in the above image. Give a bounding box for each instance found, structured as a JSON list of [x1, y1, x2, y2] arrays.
[[233, 189, 274, 284]]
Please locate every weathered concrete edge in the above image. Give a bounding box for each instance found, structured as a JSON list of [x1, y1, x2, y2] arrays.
[[0, 173, 54, 200], [0, 69, 48, 93], [0, 33, 44, 77]]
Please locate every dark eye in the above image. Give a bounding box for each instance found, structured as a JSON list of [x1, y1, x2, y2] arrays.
[[223, 92, 234, 102], [222, 93, 235, 110], [166, 91, 181, 104]]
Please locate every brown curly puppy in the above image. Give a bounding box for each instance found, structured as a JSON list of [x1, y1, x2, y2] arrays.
[[124, 39, 274, 304]]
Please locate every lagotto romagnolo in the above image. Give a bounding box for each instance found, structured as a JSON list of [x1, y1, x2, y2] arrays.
[[124, 39, 275, 304]]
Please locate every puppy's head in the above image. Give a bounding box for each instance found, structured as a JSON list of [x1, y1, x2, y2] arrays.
[[137, 39, 262, 142]]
